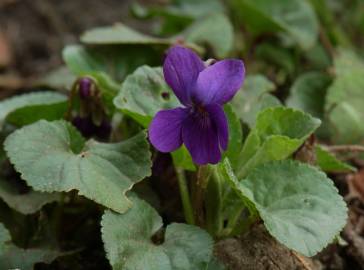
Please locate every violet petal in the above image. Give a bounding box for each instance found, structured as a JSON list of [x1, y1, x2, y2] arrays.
[[149, 107, 188, 152], [205, 104, 229, 151], [193, 59, 245, 105], [182, 106, 224, 165], [163, 46, 205, 106]]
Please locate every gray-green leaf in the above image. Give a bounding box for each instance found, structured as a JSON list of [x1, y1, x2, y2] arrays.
[[183, 13, 234, 58], [102, 196, 214, 270], [237, 107, 321, 178], [0, 92, 67, 131], [315, 145, 356, 173], [0, 179, 61, 215], [63, 45, 160, 83], [287, 72, 331, 119], [81, 23, 171, 45], [114, 66, 180, 127], [231, 75, 280, 128], [0, 223, 65, 270], [4, 120, 151, 213], [238, 160, 347, 257], [286, 72, 331, 138], [325, 50, 364, 143], [230, 0, 319, 49], [223, 105, 243, 169]]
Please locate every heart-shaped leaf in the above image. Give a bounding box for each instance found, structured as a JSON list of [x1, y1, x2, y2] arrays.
[[102, 196, 214, 270], [114, 66, 180, 127], [0, 92, 67, 131], [0, 179, 61, 215], [4, 120, 151, 213], [231, 75, 280, 128], [238, 160, 347, 257], [287, 72, 331, 139], [315, 146, 356, 173], [287, 72, 331, 119], [63, 45, 160, 84], [223, 105, 243, 169], [237, 107, 321, 178], [81, 23, 172, 45], [79, 23, 203, 53], [0, 223, 66, 270], [183, 13, 234, 58], [230, 0, 319, 49], [325, 50, 364, 144]]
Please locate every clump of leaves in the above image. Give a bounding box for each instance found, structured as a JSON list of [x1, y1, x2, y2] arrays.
[[1, 0, 362, 269]]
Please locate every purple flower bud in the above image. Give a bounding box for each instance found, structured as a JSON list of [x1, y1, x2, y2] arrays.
[[78, 77, 92, 99], [72, 116, 111, 140], [72, 116, 96, 138], [96, 119, 112, 140]]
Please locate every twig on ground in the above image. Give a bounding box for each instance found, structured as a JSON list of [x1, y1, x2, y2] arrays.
[[326, 145, 364, 153], [291, 251, 313, 270]]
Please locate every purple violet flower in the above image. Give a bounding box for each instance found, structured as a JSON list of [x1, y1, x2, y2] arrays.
[[149, 46, 245, 165]]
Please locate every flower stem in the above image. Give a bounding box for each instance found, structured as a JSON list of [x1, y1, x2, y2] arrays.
[[205, 166, 224, 236], [193, 165, 211, 226], [175, 167, 195, 225]]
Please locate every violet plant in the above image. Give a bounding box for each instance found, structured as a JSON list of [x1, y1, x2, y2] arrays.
[[0, 8, 354, 269]]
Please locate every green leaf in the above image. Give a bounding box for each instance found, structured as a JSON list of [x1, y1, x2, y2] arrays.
[[237, 107, 321, 178], [4, 120, 151, 213], [63, 45, 160, 83], [286, 72, 331, 139], [325, 50, 364, 143], [304, 43, 331, 69], [7, 102, 68, 128], [255, 43, 295, 74], [172, 145, 196, 171], [254, 107, 321, 142], [62, 47, 123, 112], [39, 66, 77, 90], [0, 223, 65, 270], [80, 22, 201, 52], [0, 179, 61, 215], [231, 75, 281, 127], [287, 72, 331, 119], [237, 160, 347, 257], [333, 49, 364, 76], [0, 92, 67, 131], [315, 145, 356, 173], [230, 0, 319, 49], [114, 66, 180, 127], [223, 105, 243, 169], [160, 0, 224, 19], [183, 13, 234, 58], [102, 196, 214, 270], [81, 23, 172, 45], [132, 0, 225, 36]]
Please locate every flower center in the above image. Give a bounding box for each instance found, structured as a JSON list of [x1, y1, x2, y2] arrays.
[[190, 104, 211, 128]]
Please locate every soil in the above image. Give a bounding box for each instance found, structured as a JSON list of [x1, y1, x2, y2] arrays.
[[1, 1, 364, 270], [215, 224, 320, 270]]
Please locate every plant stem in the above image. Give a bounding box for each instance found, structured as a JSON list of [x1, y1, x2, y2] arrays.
[[225, 205, 244, 234], [175, 167, 195, 225], [205, 166, 224, 236], [193, 165, 211, 226]]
